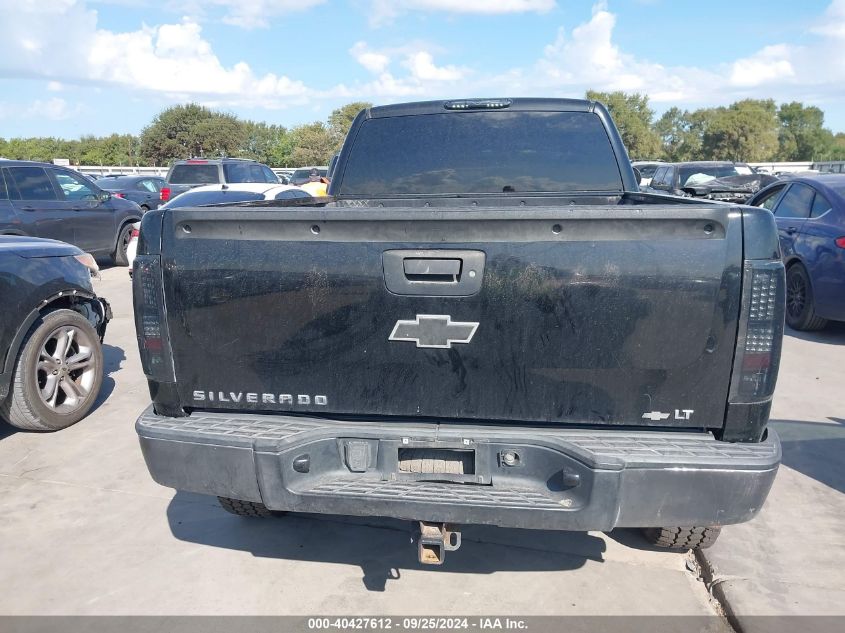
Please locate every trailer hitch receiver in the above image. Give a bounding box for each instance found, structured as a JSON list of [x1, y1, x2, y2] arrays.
[[417, 521, 461, 565]]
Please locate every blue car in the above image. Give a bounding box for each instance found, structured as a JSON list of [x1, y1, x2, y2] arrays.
[[748, 175, 845, 330]]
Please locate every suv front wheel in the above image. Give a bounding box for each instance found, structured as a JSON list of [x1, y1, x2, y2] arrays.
[[1, 309, 103, 431]]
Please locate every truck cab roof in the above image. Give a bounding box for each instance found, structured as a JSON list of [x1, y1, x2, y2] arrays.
[[363, 98, 596, 119]]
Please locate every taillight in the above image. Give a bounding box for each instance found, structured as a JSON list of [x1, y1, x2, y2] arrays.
[[160, 187, 170, 201], [729, 262, 785, 402], [132, 257, 175, 382], [131, 228, 140, 239], [835, 236, 845, 248]]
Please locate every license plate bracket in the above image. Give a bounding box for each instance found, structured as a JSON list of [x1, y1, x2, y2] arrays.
[[384, 439, 491, 484]]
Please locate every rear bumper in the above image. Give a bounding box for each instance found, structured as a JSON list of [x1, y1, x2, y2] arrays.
[[136, 406, 780, 530]]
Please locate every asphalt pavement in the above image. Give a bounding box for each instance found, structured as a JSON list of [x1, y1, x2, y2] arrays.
[[0, 266, 841, 624], [699, 322, 845, 631]]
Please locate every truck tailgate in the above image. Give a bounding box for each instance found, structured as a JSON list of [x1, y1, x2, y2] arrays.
[[159, 205, 741, 429]]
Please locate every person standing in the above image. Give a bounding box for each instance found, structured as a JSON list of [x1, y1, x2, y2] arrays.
[[301, 168, 328, 197]]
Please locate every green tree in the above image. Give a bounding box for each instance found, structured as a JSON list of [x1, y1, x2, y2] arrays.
[[140, 103, 246, 165], [193, 114, 246, 158], [239, 121, 288, 165], [829, 133, 845, 160], [289, 122, 335, 166], [653, 107, 713, 162], [267, 130, 295, 167], [700, 99, 779, 162], [777, 102, 834, 161], [79, 135, 107, 165], [327, 101, 372, 150], [586, 90, 661, 159]]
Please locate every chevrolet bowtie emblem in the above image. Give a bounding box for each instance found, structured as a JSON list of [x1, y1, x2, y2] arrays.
[[389, 315, 479, 349]]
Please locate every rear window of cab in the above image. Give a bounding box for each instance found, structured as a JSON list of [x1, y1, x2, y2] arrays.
[[337, 111, 623, 196]]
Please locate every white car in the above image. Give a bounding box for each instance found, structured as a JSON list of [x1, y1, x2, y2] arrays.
[[126, 221, 140, 273], [161, 183, 313, 210], [126, 183, 312, 273]]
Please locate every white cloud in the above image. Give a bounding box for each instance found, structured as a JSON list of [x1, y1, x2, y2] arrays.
[[87, 19, 312, 103], [4, 0, 845, 130], [370, 0, 555, 27], [531, 3, 692, 99], [178, 0, 327, 29], [729, 45, 794, 87], [343, 1, 845, 112], [812, 0, 845, 37], [0, 1, 311, 108], [347, 42, 467, 99], [402, 51, 465, 81], [350, 42, 391, 74], [350, 41, 466, 82], [27, 98, 82, 120]]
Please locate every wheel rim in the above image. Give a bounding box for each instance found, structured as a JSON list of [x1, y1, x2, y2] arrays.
[[786, 273, 806, 319], [35, 325, 98, 414]]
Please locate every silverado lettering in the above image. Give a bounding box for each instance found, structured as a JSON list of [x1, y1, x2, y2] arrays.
[[192, 391, 328, 405]]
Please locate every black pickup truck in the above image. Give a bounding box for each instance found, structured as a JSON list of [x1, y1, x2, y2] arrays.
[[133, 98, 784, 564]]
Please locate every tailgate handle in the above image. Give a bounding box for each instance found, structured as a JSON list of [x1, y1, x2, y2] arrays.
[[383, 250, 485, 296], [403, 258, 461, 282]]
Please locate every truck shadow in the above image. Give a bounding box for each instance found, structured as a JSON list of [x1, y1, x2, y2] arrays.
[[166, 491, 606, 591], [88, 343, 125, 415], [784, 322, 845, 345], [770, 418, 845, 494]]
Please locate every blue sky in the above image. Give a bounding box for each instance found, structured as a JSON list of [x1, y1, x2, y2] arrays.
[[1, 0, 843, 139]]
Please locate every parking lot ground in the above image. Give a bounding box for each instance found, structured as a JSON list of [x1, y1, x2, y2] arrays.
[[699, 323, 845, 630], [0, 267, 838, 622]]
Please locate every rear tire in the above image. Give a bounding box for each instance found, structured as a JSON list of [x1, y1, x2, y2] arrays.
[[112, 223, 133, 267], [0, 309, 103, 431], [217, 497, 283, 518], [786, 264, 828, 331], [642, 526, 722, 550]]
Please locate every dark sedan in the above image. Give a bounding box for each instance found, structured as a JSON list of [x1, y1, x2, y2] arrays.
[[747, 175, 845, 330], [95, 175, 166, 212]]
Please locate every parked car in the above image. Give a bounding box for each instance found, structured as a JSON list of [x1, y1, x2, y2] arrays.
[[0, 160, 143, 265], [126, 184, 313, 272], [274, 169, 295, 184], [0, 236, 111, 431], [734, 162, 758, 175], [160, 183, 312, 210], [631, 160, 665, 187], [644, 161, 778, 203], [747, 175, 845, 330], [126, 221, 141, 274], [160, 158, 280, 204], [289, 166, 328, 186], [95, 175, 166, 212], [134, 98, 784, 561]]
